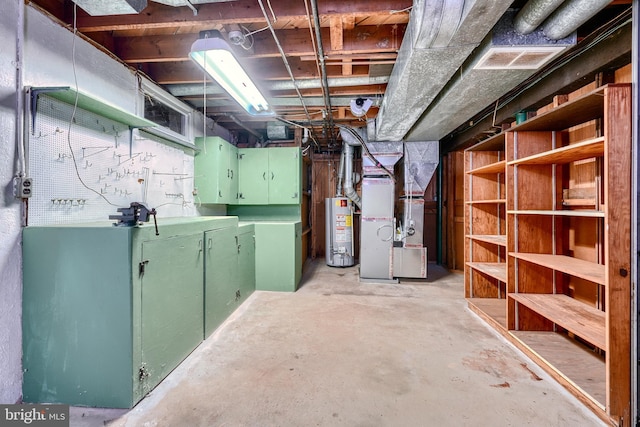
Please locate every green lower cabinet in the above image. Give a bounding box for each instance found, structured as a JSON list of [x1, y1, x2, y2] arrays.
[[140, 234, 204, 395], [22, 216, 237, 408], [204, 227, 239, 337], [237, 224, 256, 304], [254, 221, 302, 292]]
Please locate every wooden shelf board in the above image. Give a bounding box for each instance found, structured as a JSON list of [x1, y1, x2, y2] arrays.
[[508, 137, 604, 166], [466, 199, 506, 205], [467, 262, 507, 283], [510, 331, 605, 407], [509, 293, 605, 349], [467, 132, 505, 152], [509, 252, 605, 285], [466, 234, 507, 247], [467, 298, 507, 330], [510, 85, 605, 131], [508, 209, 604, 218], [467, 160, 506, 175]]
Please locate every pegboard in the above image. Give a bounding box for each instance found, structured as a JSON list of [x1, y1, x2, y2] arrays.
[[27, 94, 197, 225]]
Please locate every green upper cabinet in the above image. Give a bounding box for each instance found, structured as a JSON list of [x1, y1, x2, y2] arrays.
[[237, 147, 301, 205], [237, 147, 269, 204], [194, 137, 238, 204]]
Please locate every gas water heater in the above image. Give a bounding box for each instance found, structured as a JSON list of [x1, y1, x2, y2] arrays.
[[325, 197, 355, 267]]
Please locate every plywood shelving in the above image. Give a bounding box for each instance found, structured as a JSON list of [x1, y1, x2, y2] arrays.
[[464, 83, 632, 425], [464, 132, 507, 319]]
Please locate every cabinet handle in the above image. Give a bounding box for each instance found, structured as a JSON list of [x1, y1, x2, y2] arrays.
[[230, 170, 233, 179], [263, 172, 266, 180], [227, 169, 230, 178], [271, 172, 274, 180], [198, 239, 203, 252], [219, 190, 222, 198], [208, 238, 212, 250]]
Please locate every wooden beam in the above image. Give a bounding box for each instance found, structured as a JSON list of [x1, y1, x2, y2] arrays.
[[73, 0, 412, 33], [342, 58, 353, 76], [143, 60, 370, 84], [342, 15, 356, 30], [330, 17, 343, 51], [114, 24, 406, 63]]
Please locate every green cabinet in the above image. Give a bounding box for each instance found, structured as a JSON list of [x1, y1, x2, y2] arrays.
[[140, 233, 204, 396], [22, 217, 237, 408], [195, 137, 238, 204], [204, 227, 239, 337], [254, 221, 302, 292], [204, 223, 256, 336], [237, 147, 301, 205], [237, 223, 256, 305]]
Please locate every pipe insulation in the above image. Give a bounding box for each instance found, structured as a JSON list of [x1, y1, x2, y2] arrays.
[[543, 0, 612, 40], [514, 0, 566, 35]]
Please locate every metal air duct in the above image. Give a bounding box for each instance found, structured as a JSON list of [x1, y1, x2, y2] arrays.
[[543, 0, 612, 40], [71, 0, 147, 15], [375, 0, 512, 141], [514, 0, 565, 35]]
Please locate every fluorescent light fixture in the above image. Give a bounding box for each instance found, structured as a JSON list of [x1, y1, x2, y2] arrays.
[[190, 33, 273, 116]]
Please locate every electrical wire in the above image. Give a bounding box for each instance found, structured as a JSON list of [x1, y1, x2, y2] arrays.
[[275, 116, 319, 148], [257, 0, 313, 128], [336, 124, 395, 182], [68, 4, 121, 207]]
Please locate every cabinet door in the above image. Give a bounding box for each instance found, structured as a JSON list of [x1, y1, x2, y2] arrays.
[[237, 230, 255, 304], [238, 148, 269, 204], [268, 147, 301, 204], [228, 144, 239, 203], [254, 222, 300, 292], [140, 233, 204, 394], [217, 139, 232, 202], [204, 227, 239, 337], [195, 137, 230, 204]]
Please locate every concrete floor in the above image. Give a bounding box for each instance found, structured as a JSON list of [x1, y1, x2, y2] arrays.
[[71, 261, 605, 426]]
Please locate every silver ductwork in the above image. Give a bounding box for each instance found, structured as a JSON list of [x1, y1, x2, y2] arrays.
[[375, 0, 512, 141], [401, 141, 439, 248], [153, 0, 236, 4], [514, 0, 565, 35], [542, 0, 612, 40], [343, 144, 361, 210], [71, 0, 147, 15], [404, 142, 439, 196], [338, 126, 366, 209]]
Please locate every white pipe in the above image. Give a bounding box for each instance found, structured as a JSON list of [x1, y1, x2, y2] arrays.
[[16, 1, 25, 176]]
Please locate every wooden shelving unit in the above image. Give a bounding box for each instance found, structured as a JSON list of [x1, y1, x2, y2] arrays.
[[464, 132, 507, 318], [464, 83, 632, 425]]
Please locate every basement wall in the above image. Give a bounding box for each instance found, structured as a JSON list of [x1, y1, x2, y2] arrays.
[[0, 1, 224, 403]]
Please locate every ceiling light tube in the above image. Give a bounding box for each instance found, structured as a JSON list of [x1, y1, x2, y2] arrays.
[[190, 33, 273, 116]]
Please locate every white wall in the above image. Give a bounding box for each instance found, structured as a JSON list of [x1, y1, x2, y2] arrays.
[[0, 0, 24, 404], [0, 2, 225, 403]]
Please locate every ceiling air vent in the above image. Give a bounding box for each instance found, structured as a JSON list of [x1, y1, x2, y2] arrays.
[[474, 46, 566, 70], [473, 10, 576, 71]]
